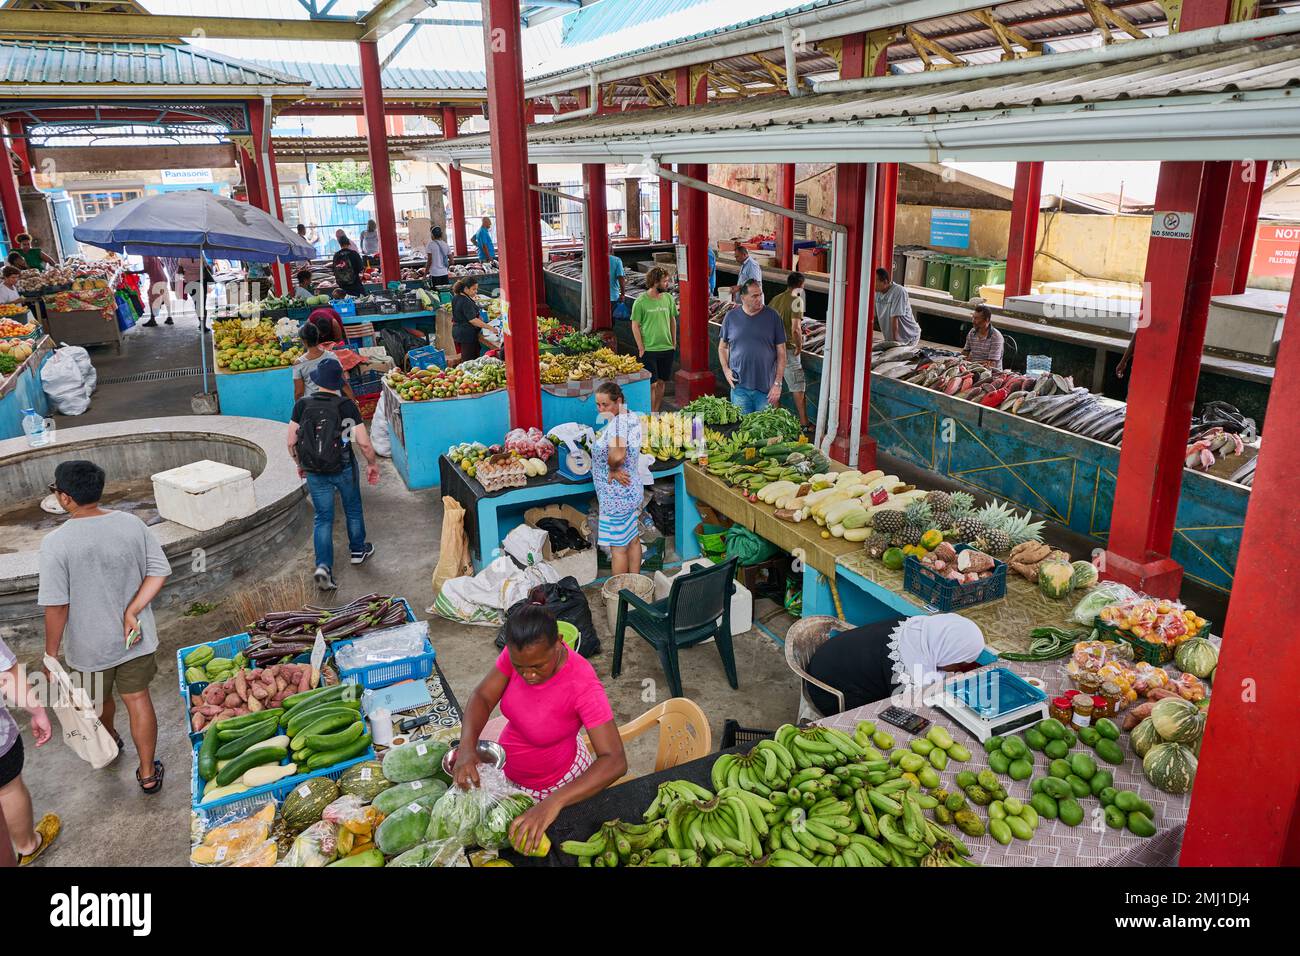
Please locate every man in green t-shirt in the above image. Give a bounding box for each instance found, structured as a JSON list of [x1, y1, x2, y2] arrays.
[[630, 266, 677, 411], [767, 271, 809, 431]]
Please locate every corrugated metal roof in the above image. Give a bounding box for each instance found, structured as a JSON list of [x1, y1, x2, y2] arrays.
[[433, 35, 1300, 160], [0, 38, 306, 87], [253, 60, 486, 93]]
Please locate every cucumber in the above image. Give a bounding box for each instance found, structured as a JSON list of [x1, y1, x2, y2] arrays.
[[282, 682, 359, 711], [285, 700, 361, 738], [216, 719, 281, 760], [291, 712, 362, 751], [215, 745, 287, 787], [217, 715, 279, 742], [304, 734, 372, 771], [302, 721, 365, 754], [198, 723, 221, 782], [212, 708, 283, 735]]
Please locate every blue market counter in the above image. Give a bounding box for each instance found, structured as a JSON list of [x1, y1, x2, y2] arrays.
[[385, 384, 509, 491], [541, 373, 651, 432], [214, 364, 295, 423], [0, 338, 53, 440]]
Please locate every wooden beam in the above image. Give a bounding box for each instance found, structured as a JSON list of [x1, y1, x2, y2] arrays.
[[32, 142, 237, 172], [359, 0, 429, 42], [905, 26, 965, 69], [970, 9, 1043, 59], [0, 10, 363, 41], [1082, 0, 1149, 41]]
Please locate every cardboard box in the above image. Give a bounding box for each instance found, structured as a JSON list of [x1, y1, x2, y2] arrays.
[[524, 503, 597, 586]]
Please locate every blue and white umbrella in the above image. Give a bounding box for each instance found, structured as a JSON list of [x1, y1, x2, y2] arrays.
[[72, 189, 316, 394]]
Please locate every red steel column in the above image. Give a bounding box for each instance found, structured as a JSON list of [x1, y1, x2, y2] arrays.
[[482, 0, 540, 428], [1, 130, 26, 238], [1180, 268, 1300, 867], [672, 66, 715, 403], [442, 107, 469, 257], [1104, 162, 1231, 597], [359, 41, 401, 283], [238, 148, 264, 211], [875, 162, 898, 278], [248, 99, 288, 293], [585, 164, 611, 330], [659, 166, 673, 241], [776, 163, 795, 270], [1213, 160, 1267, 295], [1004, 162, 1043, 298]]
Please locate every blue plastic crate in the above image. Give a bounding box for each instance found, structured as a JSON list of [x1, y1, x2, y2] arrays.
[[406, 345, 446, 371], [334, 298, 357, 317], [335, 635, 436, 690], [903, 544, 1007, 612]]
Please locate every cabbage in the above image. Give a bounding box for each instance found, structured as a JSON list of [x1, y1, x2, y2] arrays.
[[1070, 582, 1139, 625]]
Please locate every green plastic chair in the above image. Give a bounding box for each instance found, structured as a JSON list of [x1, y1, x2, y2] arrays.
[[612, 558, 740, 699]]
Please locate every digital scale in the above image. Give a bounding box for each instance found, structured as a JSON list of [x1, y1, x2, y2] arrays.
[[927, 667, 1049, 743]]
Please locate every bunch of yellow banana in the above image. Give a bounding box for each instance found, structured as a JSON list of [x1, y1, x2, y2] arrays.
[[642, 779, 713, 822], [710, 738, 793, 795], [775, 723, 866, 770], [667, 792, 767, 859], [559, 818, 669, 868]]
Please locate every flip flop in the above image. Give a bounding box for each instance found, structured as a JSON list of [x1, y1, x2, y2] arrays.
[[136, 759, 164, 794], [18, 813, 61, 866], [109, 730, 124, 764]]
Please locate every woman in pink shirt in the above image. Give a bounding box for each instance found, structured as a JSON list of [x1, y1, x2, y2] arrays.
[[453, 596, 627, 853]]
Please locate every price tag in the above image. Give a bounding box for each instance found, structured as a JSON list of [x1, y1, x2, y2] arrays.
[[296, 784, 311, 798], [410, 780, 423, 790], [310, 629, 326, 687], [359, 768, 372, 781], [215, 846, 228, 862], [870, 486, 889, 506], [407, 802, 422, 814], [416, 743, 428, 757]]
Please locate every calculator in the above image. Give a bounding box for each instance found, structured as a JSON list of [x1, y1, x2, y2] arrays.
[[878, 706, 930, 735]]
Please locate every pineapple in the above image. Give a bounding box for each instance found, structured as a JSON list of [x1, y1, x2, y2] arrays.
[[1001, 509, 1046, 548], [975, 499, 1015, 532], [976, 529, 1012, 555], [924, 490, 952, 513], [948, 491, 976, 521], [902, 524, 925, 546], [872, 509, 906, 534], [930, 510, 953, 532], [954, 515, 986, 544], [903, 499, 935, 531], [866, 532, 892, 558]]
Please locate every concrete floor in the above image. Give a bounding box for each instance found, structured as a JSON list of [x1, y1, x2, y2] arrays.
[[2, 319, 801, 867]]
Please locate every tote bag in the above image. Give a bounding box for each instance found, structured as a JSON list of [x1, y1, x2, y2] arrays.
[[43, 655, 119, 769]]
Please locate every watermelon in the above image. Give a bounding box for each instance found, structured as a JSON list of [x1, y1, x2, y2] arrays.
[[1130, 717, 1161, 759], [1175, 637, 1218, 680], [1143, 742, 1197, 794], [281, 777, 340, 833], [1037, 560, 1075, 599], [1070, 560, 1099, 590], [1150, 697, 1205, 745]]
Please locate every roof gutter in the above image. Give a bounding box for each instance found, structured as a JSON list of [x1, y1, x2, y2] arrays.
[[814, 13, 1300, 93], [0, 84, 315, 98]]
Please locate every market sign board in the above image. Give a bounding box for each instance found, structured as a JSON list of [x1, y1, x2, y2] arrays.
[[930, 208, 971, 248], [1151, 210, 1194, 240], [1250, 222, 1300, 277], [161, 168, 214, 186]]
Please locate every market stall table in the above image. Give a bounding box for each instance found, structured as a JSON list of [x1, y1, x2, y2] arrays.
[[388, 385, 510, 491], [439, 454, 703, 571], [0, 336, 52, 440]]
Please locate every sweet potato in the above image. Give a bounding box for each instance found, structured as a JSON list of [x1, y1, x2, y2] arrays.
[[260, 669, 277, 687], [250, 683, 269, 700], [234, 670, 248, 701], [1010, 561, 1040, 582], [275, 676, 287, 695], [192, 714, 206, 732], [199, 703, 222, 717], [296, 669, 311, 693], [1122, 700, 1156, 730], [1146, 687, 1180, 702], [202, 684, 226, 705], [223, 692, 242, 708], [248, 696, 263, 713], [217, 708, 238, 721]]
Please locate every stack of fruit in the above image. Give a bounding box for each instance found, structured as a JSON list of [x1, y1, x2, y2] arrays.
[[639, 412, 699, 461], [1131, 696, 1204, 795], [538, 348, 643, 384], [214, 320, 303, 371], [1098, 597, 1208, 647], [0, 306, 33, 323], [384, 362, 506, 401]]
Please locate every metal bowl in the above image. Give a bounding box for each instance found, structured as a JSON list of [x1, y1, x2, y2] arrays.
[[441, 738, 507, 777]]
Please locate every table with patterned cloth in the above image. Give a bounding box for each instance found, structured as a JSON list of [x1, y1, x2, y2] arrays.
[[816, 656, 1191, 867], [375, 659, 463, 751]]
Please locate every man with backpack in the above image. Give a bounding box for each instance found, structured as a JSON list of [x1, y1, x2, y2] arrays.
[[331, 236, 366, 297], [287, 361, 380, 590]]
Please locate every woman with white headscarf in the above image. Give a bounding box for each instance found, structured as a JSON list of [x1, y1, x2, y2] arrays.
[[803, 614, 986, 716]]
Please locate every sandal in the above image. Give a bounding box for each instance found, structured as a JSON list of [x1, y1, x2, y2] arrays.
[[136, 759, 164, 794], [108, 730, 124, 764], [18, 813, 61, 866]]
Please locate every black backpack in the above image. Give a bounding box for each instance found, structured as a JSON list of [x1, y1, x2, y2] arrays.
[[333, 252, 358, 288], [295, 394, 349, 473]]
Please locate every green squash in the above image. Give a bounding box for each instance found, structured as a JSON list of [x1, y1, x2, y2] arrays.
[[1070, 560, 1099, 590], [1143, 742, 1197, 794], [1037, 560, 1075, 599], [280, 777, 340, 833], [1151, 697, 1205, 746], [1175, 637, 1218, 680], [1130, 717, 1161, 759]]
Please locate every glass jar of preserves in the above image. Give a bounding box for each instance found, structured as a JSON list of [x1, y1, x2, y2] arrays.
[[1071, 694, 1094, 728], [1096, 682, 1122, 720], [1076, 670, 1103, 695], [1050, 696, 1073, 724]]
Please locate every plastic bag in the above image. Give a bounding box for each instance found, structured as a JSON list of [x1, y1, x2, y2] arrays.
[[40, 348, 90, 415], [425, 765, 534, 851], [386, 839, 470, 867], [321, 794, 383, 839], [191, 802, 276, 866], [60, 344, 97, 396], [725, 524, 779, 567], [1070, 582, 1139, 625], [334, 620, 429, 670], [370, 391, 392, 458], [503, 524, 549, 567], [278, 819, 339, 867]]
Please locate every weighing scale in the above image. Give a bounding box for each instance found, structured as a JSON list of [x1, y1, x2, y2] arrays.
[[557, 439, 592, 482], [928, 667, 1048, 743]]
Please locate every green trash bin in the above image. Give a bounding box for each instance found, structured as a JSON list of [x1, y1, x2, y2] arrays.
[[965, 259, 1007, 299], [924, 255, 951, 292], [947, 258, 973, 301]]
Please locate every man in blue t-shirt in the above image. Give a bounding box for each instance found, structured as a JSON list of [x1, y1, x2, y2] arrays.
[[718, 279, 786, 414], [609, 254, 626, 308], [472, 217, 496, 262], [707, 245, 717, 295]]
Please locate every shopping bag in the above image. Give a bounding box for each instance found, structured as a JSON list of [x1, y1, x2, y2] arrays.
[[431, 496, 474, 600], [612, 300, 632, 322], [42, 655, 119, 770]]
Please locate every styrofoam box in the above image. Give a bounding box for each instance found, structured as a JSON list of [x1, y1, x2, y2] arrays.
[[653, 558, 753, 636], [151, 459, 256, 532]]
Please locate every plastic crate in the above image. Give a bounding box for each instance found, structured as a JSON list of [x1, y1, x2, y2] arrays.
[[287, 306, 311, 321], [904, 544, 1007, 612], [1094, 620, 1211, 665], [1026, 355, 1053, 374], [406, 345, 446, 370], [335, 633, 435, 690], [720, 720, 775, 751], [191, 735, 374, 819], [334, 299, 357, 317]]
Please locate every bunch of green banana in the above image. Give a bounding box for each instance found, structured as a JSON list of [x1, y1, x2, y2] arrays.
[[921, 840, 980, 867], [667, 793, 764, 859], [560, 818, 669, 868], [775, 723, 865, 770], [627, 847, 700, 867], [643, 779, 713, 822], [710, 739, 793, 795]]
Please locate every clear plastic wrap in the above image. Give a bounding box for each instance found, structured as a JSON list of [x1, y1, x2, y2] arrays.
[[385, 839, 470, 867], [1070, 582, 1140, 625], [424, 765, 534, 850], [191, 802, 277, 866], [278, 819, 339, 867], [334, 620, 430, 670]]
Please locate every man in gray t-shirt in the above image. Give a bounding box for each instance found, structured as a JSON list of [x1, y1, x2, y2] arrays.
[[719, 280, 787, 414], [873, 267, 920, 346], [38, 461, 171, 793]]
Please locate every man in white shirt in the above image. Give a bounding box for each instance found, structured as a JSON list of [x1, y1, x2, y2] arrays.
[[359, 220, 381, 269], [873, 267, 920, 346], [0, 266, 21, 304], [425, 227, 451, 286]]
